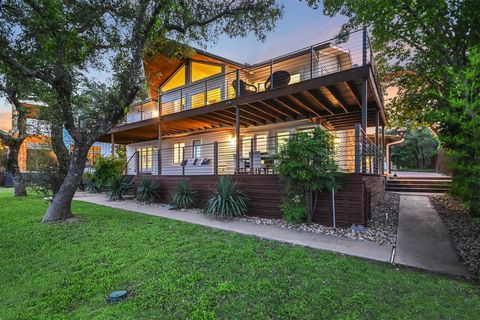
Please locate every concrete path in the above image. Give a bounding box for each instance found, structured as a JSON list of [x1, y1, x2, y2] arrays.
[[74, 192, 393, 263], [394, 195, 470, 277], [391, 171, 450, 178]]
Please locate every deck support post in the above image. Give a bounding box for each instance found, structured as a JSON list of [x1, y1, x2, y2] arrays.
[[135, 151, 140, 175], [361, 78, 368, 173], [355, 123, 361, 173], [381, 125, 385, 175], [250, 138, 254, 174], [157, 91, 162, 175], [375, 110, 380, 174], [110, 134, 115, 158], [182, 146, 185, 176], [213, 142, 218, 175], [235, 106, 240, 174]]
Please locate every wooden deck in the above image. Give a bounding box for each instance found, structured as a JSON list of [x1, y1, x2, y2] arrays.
[[129, 173, 385, 227]]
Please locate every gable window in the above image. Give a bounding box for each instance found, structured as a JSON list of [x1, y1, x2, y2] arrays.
[[173, 142, 185, 164], [192, 139, 201, 158], [162, 65, 186, 92], [191, 61, 222, 82]]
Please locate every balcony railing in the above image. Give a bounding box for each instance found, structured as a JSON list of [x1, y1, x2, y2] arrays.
[[123, 29, 381, 125], [125, 127, 384, 176]]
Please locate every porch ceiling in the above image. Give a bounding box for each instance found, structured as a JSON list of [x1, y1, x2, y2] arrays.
[[99, 65, 386, 144]]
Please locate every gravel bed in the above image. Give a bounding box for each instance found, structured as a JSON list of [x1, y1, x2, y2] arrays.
[[429, 194, 480, 278], [109, 192, 400, 246], [237, 192, 400, 246]]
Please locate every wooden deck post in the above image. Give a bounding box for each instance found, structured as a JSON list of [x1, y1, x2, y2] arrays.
[[157, 90, 162, 176], [375, 110, 379, 174], [361, 78, 367, 173], [250, 138, 254, 174], [135, 151, 140, 175], [213, 142, 218, 175], [362, 27, 367, 66], [355, 123, 361, 173], [381, 125, 385, 175], [110, 134, 115, 158], [235, 106, 240, 174], [182, 146, 185, 176]]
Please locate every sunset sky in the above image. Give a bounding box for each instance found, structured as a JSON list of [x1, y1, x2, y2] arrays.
[[0, 1, 346, 131]]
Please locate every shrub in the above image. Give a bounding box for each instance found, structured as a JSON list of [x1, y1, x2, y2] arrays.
[[135, 177, 160, 203], [83, 173, 99, 193], [274, 128, 341, 224], [93, 157, 125, 189], [107, 175, 133, 201], [281, 195, 306, 224], [204, 176, 248, 218], [171, 181, 197, 209]]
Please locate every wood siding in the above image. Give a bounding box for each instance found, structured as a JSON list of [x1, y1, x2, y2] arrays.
[[130, 173, 385, 227]]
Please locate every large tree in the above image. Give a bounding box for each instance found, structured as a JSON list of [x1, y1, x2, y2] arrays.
[[0, 0, 282, 222], [0, 76, 29, 196], [314, 0, 480, 215]]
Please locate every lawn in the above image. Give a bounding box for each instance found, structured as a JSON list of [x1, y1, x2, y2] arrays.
[[0, 189, 479, 319]]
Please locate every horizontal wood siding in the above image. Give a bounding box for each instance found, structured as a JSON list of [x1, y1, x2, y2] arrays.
[[132, 173, 385, 227]]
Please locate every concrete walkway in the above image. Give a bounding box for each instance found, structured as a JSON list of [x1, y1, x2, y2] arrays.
[[394, 195, 470, 277], [74, 192, 393, 263]]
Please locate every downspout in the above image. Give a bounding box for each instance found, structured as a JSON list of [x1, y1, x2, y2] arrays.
[[386, 138, 405, 176]]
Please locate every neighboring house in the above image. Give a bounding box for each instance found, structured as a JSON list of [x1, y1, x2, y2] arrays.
[[15, 104, 111, 173], [98, 29, 387, 226]]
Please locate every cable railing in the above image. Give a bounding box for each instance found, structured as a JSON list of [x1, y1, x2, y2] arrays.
[[123, 28, 382, 124], [124, 126, 385, 176]]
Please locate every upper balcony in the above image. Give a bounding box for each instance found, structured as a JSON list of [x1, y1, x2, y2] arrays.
[[107, 30, 385, 144]]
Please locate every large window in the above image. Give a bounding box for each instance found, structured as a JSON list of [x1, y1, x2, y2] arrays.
[[191, 61, 222, 82], [87, 146, 101, 168], [173, 142, 185, 164], [192, 139, 201, 159], [276, 131, 290, 151], [162, 65, 186, 92], [136, 147, 154, 172]]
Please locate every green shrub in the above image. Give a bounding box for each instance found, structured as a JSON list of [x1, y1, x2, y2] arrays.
[[135, 177, 160, 203], [204, 176, 248, 218], [83, 173, 99, 193], [281, 196, 306, 224], [107, 175, 133, 201], [93, 157, 126, 189], [171, 181, 197, 209]]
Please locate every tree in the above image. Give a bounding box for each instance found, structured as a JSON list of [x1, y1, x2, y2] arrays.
[[315, 0, 480, 215], [390, 128, 439, 170], [0, 77, 29, 196], [274, 128, 341, 225], [443, 47, 480, 217], [0, 0, 283, 222]]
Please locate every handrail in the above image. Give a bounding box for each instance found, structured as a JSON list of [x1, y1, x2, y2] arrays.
[[122, 151, 138, 175]]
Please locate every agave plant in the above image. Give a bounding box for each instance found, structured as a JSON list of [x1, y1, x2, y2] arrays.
[[135, 177, 160, 203], [171, 180, 197, 209], [204, 176, 248, 218], [83, 173, 99, 193], [107, 175, 133, 201]]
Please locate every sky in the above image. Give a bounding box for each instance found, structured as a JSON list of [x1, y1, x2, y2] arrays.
[[0, 1, 346, 131]]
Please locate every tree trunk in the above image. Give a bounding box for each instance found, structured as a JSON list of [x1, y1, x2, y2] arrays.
[[6, 139, 27, 197], [42, 147, 87, 223]]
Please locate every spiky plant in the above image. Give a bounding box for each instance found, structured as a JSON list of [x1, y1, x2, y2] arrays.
[[83, 173, 99, 193], [204, 176, 248, 218], [135, 177, 160, 203], [107, 175, 133, 201], [171, 180, 197, 209]]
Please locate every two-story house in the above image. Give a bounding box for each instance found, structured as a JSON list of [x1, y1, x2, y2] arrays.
[[98, 29, 387, 226]]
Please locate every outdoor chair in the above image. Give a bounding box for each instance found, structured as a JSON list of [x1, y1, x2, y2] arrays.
[[265, 70, 291, 90], [232, 79, 257, 97], [250, 151, 264, 174]]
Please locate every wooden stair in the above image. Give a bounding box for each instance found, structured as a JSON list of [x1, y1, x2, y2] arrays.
[[386, 176, 452, 193]]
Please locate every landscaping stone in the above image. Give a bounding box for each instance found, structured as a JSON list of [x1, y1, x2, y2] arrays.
[[429, 194, 480, 278]]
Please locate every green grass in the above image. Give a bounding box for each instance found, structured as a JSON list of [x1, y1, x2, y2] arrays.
[[0, 189, 479, 319]]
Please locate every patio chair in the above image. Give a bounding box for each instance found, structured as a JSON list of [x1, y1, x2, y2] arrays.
[[232, 79, 257, 97], [265, 70, 291, 90], [233, 154, 247, 173], [250, 151, 264, 174]]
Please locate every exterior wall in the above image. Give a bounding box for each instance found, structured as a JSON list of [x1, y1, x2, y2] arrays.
[[124, 120, 327, 176], [18, 135, 50, 172], [129, 173, 385, 227]]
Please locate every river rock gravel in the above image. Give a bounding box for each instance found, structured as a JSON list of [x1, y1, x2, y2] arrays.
[[429, 194, 480, 278]]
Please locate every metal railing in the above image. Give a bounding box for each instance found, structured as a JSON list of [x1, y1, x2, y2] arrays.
[[124, 126, 385, 176], [123, 29, 382, 124]]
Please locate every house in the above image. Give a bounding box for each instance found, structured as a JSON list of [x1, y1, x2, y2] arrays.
[[98, 29, 387, 226]]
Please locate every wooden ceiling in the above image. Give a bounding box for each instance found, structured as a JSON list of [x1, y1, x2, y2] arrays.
[[99, 65, 386, 144]]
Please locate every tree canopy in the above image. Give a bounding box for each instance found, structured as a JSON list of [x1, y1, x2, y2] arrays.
[[0, 0, 283, 222]]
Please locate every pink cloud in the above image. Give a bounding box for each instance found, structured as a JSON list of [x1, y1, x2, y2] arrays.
[[0, 112, 12, 131]]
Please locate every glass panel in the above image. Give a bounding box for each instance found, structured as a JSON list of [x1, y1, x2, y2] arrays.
[[289, 73, 301, 84], [173, 142, 185, 164], [191, 92, 205, 109], [162, 65, 186, 92], [276, 131, 290, 151], [193, 139, 201, 158], [207, 88, 221, 104], [191, 62, 222, 82]]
